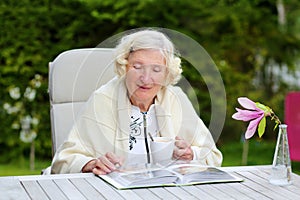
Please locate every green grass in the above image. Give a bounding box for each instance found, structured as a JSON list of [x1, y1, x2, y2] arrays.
[[0, 140, 299, 176], [0, 158, 51, 176]]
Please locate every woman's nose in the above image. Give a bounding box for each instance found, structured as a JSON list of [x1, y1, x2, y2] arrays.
[[140, 68, 152, 84]]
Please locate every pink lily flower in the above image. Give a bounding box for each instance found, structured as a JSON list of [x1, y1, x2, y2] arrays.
[[232, 97, 265, 139]]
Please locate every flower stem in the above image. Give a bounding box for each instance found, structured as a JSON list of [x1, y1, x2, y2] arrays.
[[271, 112, 281, 125]]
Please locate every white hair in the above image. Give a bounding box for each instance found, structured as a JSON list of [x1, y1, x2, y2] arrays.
[[114, 29, 182, 85]]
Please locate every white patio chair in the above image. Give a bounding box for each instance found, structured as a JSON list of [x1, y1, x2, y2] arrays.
[[43, 48, 116, 174]]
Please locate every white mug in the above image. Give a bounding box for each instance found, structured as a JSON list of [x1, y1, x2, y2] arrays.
[[150, 137, 175, 164]]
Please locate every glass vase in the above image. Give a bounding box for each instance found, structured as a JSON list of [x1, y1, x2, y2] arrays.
[[269, 124, 292, 186]]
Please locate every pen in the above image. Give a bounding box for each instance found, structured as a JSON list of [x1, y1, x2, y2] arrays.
[[148, 132, 154, 141], [142, 112, 151, 164]]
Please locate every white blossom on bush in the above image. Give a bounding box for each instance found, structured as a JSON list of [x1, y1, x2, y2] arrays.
[[4, 74, 42, 143], [9, 87, 21, 100], [3, 102, 22, 114], [24, 87, 36, 101], [20, 115, 37, 143]]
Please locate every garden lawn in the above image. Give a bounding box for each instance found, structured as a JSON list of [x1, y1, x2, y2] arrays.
[[0, 159, 51, 176]]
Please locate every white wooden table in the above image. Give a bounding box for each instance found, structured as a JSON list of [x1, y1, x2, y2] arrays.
[[0, 165, 299, 200]]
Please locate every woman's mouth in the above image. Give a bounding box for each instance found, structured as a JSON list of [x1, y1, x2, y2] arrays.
[[138, 85, 152, 91], [140, 86, 150, 90]]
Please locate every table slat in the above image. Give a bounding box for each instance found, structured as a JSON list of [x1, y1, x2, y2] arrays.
[[291, 173, 300, 186], [165, 186, 202, 200], [0, 178, 30, 200], [70, 178, 105, 199], [85, 176, 124, 200], [115, 188, 144, 200], [127, 188, 161, 200], [212, 183, 253, 200], [38, 179, 68, 200], [180, 185, 217, 200], [21, 180, 50, 200], [196, 184, 235, 200], [54, 178, 87, 200], [148, 187, 181, 199], [225, 174, 272, 200]]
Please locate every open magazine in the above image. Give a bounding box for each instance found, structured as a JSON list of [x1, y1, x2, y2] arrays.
[[98, 162, 243, 189]]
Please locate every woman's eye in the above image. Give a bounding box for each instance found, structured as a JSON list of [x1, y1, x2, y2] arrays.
[[133, 64, 142, 69], [153, 65, 163, 72]]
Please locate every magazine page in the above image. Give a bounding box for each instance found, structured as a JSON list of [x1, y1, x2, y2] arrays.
[[114, 169, 178, 186], [98, 163, 178, 189], [167, 163, 243, 185]]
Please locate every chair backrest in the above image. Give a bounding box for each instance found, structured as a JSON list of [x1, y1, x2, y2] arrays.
[[49, 48, 116, 155]]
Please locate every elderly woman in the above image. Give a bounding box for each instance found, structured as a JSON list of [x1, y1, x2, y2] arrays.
[[51, 29, 222, 175]]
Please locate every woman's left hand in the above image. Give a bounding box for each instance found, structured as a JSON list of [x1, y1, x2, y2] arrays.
[[173, 136, 193, 160]]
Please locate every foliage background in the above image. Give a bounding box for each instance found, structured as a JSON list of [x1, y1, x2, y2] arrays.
[[1, 0, 300, 168]]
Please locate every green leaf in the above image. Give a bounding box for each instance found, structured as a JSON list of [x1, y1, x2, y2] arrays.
[[255, 102, 267, 111], [273, 123, 279, 131], [258, 117, 266, 138]]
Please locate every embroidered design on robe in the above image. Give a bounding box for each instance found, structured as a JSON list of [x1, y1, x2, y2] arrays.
[[129, 116, 142, 150]]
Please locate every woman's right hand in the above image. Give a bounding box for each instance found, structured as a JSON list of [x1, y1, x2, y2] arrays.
[[82, 152, 123, 175]]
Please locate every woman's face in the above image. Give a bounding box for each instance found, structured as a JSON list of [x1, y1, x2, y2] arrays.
[[125, 49, 167, 111]]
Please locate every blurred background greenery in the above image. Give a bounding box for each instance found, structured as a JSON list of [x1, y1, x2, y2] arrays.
[[1, 0, 300, 175]]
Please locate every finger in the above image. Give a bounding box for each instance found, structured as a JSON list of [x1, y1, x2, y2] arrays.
[[97, 156, 116, 172], [180, 149, 193, 160], [175, 140, 186, 149], [175, 139, 189, 149], [175, 136, 182, 140], [173, 148, 193, 160], [92, 167, 108, 175], [81, 159, 97, 173], [173, 148, 182, 159], [174, 148, 187, 157], [105, 152, 123, 166]]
